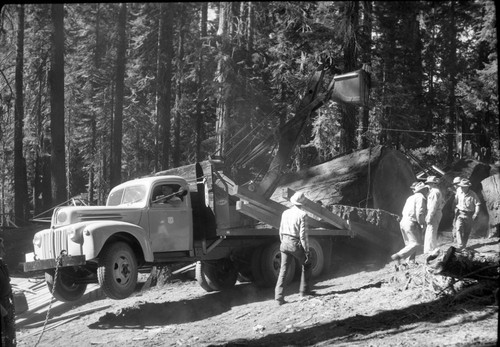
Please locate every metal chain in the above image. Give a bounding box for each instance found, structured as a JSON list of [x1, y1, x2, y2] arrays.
[[33, 250, 66, 347]]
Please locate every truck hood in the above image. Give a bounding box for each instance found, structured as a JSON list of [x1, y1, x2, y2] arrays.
[[52, 205, 144, 228]]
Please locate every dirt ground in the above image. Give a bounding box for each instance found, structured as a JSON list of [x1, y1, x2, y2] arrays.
[[7, 232, 500, 347]]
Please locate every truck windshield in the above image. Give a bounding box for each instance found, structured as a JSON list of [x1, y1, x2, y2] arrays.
[[107, 185, 147, 207]]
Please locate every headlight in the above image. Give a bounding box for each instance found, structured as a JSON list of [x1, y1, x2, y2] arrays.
[[57, 211, 68, 224], [33, 233, 42, 248]]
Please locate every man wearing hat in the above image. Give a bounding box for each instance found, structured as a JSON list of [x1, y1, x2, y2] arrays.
[[424, 176, 445, 254], [275, 191, 313, 305], [391, 182, 428, 263], [454, 178, 481, 249], [450, 176, 462, 242]]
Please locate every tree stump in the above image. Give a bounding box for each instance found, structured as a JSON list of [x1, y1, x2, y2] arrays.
[[426, 246, 499, 282]]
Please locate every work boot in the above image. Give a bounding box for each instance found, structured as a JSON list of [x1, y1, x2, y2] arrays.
[[276, 298, 287, 306]]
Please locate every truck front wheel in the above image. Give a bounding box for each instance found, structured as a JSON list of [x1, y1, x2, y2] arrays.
[[97, 242, 138, 300], [195, 261, 214, 292], [45, 268, 87, 302]]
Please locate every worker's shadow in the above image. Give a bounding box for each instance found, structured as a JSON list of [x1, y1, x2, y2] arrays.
[[88, 282, 274, 329]]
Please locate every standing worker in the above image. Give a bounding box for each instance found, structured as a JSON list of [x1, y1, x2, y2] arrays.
[[424, 176, 445, 254], [454, 178, 481, 249], [450, 176, 462, 242], [391, 182, 428, 263], [275, 191, 313, 306]]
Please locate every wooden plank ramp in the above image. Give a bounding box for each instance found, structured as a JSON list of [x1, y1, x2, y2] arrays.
[[10, 276, 103, 329]]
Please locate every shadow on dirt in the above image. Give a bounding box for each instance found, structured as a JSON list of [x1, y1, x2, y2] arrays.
[[88, 282, 274, 329], [208, 296, 497, 347]]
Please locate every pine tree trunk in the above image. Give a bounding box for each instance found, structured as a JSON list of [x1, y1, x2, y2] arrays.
[[157, 3, 174, 170], [358, 1, 372, 150], [49, 3, 68, 204], [339, 1, 359, 153], [14, 4, 29, 224], [195, 2, 207, 162], [110, 3, 127, 188], [173, 11, 185, 167], [215, 2, 231, 157]]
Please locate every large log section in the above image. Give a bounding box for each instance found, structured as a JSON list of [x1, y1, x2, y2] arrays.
[[270, 145, 415, 215], [270, 145, 414, 253], [481, 173, 500, 237]]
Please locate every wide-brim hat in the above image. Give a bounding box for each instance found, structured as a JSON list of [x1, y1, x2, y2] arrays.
[[458, 178, 472, 187], [413, 182, 427, 193], [452, 176, 462, 185], [410, 181, 419, 190], [290, 191, 305, 205], [425, 175, 439, 184]]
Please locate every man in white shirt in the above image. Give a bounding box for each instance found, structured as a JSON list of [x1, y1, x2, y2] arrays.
[[424, 176, 445, 254], [454, 178, 481, 249], [275, 191, 313, 305], [391, 182, 428, 263]]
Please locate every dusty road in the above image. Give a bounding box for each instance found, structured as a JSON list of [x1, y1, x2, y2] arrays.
[[13, 235, 499, 347]]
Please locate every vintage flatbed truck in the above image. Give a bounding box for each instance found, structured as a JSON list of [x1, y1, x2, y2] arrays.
[[23, 62, 379, 302]]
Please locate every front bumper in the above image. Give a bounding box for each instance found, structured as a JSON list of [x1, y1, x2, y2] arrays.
[[23, 255, 86, 272]]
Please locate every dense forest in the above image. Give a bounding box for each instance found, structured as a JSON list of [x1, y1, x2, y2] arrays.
[[0, 1, 497, 226]]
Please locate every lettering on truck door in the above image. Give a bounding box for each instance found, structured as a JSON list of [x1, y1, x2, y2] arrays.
[[148, 183, 192, 252]]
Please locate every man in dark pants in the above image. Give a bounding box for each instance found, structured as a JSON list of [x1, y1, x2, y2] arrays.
[[275, 191, 313, 306]]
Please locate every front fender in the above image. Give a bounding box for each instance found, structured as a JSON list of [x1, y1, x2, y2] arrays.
[[82, 221, 154, 262]]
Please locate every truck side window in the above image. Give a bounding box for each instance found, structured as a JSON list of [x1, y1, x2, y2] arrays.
[[153, 184, 183, 207]]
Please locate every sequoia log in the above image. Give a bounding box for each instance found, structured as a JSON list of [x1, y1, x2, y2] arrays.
[[270, 145, 415, 216], [481, 174, 500, 237]]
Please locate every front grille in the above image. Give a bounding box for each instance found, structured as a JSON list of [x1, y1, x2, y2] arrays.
[[40, 228, 69, 259]]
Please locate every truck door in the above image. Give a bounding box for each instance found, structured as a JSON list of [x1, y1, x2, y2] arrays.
[[148, 183, 192, 252]]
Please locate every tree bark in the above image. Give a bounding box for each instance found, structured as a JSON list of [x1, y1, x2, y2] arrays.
[[49, 3, 68, 205], [481, 174, 500, 236], [14, 4, 29, 224], [358, 1, 372, 150], [446, 1, 458, 164], [195, 2, 208, 162], [110, 3, 127, 188], [215, 2, 231, 157], [173, 9, 185, 167], [157, 3, 174, 170], [339, 1, 359, 153]]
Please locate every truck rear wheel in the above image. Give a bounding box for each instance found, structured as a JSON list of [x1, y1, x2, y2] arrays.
[[260, 242, 295, 287], [97, 241, 138, 300], [45, 268, 87, 302], [250, 247, 266, 286], [309, 238, 325, 278], [195, 261, 214, 292], [198, 259, 237, 291]]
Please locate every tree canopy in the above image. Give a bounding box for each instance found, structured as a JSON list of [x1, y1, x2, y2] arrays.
[[0, 1, 497, 225]]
